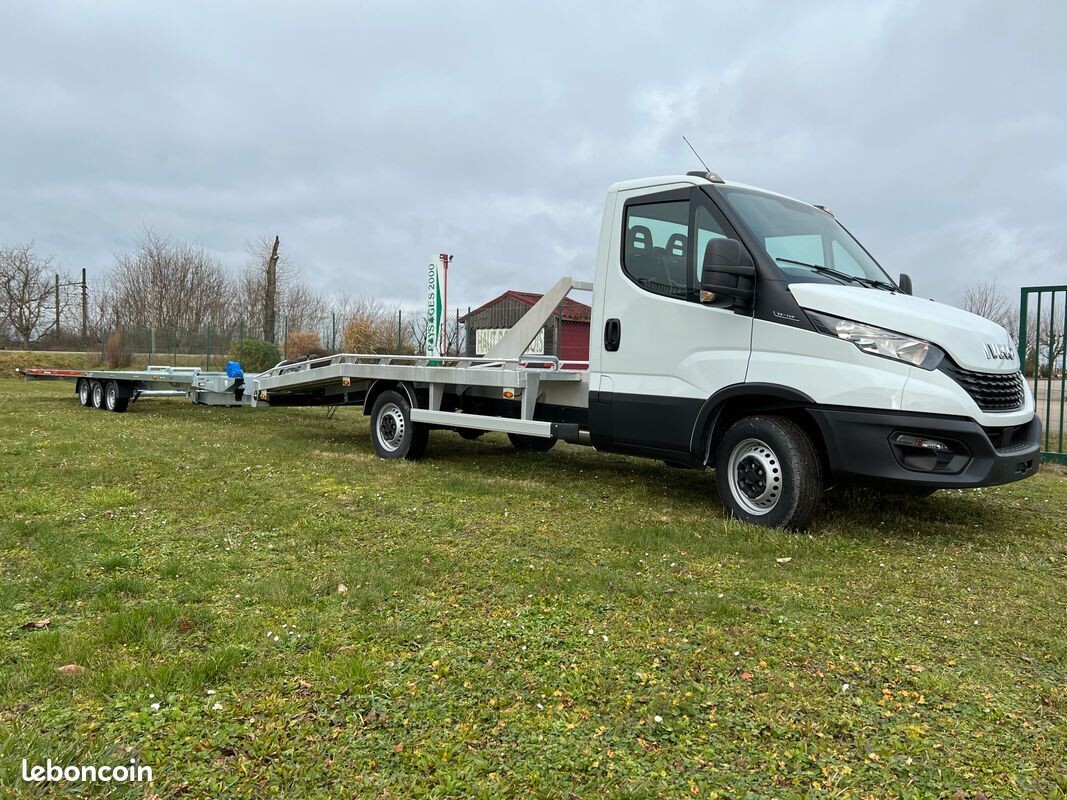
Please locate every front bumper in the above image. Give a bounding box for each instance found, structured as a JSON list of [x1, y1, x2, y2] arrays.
[[808, 408, 1042, 488]]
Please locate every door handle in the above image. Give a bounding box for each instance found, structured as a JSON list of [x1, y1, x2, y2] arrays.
[[604, 318, 621, 352]]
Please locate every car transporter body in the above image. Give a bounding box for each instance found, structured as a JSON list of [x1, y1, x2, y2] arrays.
[[24, 172, 1041, 529]]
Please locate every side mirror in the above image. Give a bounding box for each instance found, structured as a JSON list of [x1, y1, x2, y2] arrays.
[[701, 238, 755, 308], [898, 273, 913, 295]]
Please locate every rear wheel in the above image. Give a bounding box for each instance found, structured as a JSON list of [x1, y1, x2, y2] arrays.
[[90, 381, 106, 410], [457, 429, 486, 440], [105, 381, 129, 413], [77, 379, 92, 407], [369, 390, 428, 460], [507, 433, 557, 452], [715, 415, 822, 530]]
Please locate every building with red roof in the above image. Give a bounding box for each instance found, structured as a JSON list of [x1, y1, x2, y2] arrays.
[[459, 290, 591, 363]]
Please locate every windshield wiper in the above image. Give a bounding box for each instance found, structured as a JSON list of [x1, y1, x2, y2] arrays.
[[774, 258, 866, 286], [775, 257, 896, 291]]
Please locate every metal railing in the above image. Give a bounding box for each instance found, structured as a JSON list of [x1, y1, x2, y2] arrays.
[[1018, 285, 1066, 465], [252, 352, 576, 382]]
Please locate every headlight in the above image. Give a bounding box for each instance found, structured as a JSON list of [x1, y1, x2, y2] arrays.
[[805, 310, 944, 369]]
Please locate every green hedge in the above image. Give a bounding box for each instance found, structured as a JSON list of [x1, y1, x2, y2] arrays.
[[228, 339, 281, 373]]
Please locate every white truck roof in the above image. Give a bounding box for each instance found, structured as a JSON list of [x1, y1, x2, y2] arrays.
[[607, 174, 812, 208]]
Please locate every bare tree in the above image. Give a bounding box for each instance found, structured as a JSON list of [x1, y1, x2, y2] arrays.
[[109, 228, 230, 333], [237, 236, 327, 341], [0, 242, 65, 348], [406, 306, 461, 356], [962, 278, 1013, 329]]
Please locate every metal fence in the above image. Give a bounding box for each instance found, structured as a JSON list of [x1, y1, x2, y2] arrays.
[[1018, 285, 1066, 464]]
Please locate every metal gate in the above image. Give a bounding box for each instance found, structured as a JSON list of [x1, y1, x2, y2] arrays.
[[1018, 285, 1066, 465]]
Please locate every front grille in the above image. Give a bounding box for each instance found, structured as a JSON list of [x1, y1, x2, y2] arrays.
[[940, 360, 1025, 412]]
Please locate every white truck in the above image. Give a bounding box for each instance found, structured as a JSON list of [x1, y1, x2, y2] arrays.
[[26, 171, 1040, 529]]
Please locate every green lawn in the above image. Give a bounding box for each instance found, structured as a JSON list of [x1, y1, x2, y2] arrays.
[[1, 380, 1065, 799]]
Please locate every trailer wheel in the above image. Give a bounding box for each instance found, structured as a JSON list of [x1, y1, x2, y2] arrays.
[[90, 381, 106, 410], [457, 429, 486, 440], [507, 433, 557, 452], [370, 390, 428, 460], [714, 415, 822, 531], [105, 381, 129, 413], [77, 379, 92, 407]]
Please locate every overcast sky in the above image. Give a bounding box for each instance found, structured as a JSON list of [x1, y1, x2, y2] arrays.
[[2, 0, 1065, 313]]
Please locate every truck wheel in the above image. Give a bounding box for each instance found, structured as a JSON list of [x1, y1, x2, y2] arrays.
[[105, 381, 129, 413], [91, 381, 106, 410], [77, 379, 92, 407], [715, 415, 822, 530], [507, 433, 557, 452], [370, 390, 428, 460], [458, 429, 486, 440]]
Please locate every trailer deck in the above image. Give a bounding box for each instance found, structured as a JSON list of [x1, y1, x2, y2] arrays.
[[22, 277, 595, 441]]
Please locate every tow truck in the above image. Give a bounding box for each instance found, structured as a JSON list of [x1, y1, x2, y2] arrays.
[[24, 171, 1040, 529]]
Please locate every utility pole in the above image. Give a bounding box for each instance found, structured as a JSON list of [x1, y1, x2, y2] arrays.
[[440, 253, 452, 357], [54, 273, 60, 337], [81, 268, 88, 342], [264, 236, 280, 343]]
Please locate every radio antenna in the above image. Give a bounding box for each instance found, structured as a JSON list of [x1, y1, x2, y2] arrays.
[[683, 136, 712, 173]]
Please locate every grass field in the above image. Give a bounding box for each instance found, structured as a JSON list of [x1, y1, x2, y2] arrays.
[[1, 379, 1065, 798]]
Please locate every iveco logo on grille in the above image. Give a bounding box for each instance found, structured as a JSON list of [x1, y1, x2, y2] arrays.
[[984, 343, 1015, 360]]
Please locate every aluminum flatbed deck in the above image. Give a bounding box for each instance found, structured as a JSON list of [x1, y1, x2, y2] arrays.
[[22, 277, 594, 440]]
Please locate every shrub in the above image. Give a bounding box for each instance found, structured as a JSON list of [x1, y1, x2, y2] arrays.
[[228, 338, 281, 373], [106, 330, 132, 369], [285, 330, 329, 359], [341, 312, 399, 354]]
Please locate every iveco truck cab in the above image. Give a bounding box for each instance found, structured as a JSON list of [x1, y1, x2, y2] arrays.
[[584, 171, 1039, 528]]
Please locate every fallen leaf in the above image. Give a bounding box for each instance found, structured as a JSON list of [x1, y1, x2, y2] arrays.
[[297, 678, 313, 690], [775, 557, 792, 564], [740, 672, 752, 681], [337, 583, 348, 595], [21, 619, 51, 630], [393, 742, 404, 752], [56, 664, 85, 676], [905, 664, 925, 672], [177, 619, 195, 633]]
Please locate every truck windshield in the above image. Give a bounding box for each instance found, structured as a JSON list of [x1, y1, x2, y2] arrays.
[[718, 186, 895, 289]]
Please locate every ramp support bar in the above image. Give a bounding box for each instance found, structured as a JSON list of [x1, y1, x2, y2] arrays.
[[410, 409, 554, 437], [484, 277, 579, 361]]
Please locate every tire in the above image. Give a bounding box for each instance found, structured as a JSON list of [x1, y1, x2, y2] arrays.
[[457, 429, 486, 440], [714, 415, 822, 530], [77, 379, 92, 407], [507, 433, 557, 452], [369, 390, 428, 460], [90, 381, 106, 410], [105, 381, 129, 413]]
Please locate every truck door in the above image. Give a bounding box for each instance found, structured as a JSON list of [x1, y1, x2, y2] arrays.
[[590, 185, 754, 459]]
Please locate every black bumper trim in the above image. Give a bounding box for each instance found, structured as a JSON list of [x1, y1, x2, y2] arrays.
[[808, 407, 1042, 488]]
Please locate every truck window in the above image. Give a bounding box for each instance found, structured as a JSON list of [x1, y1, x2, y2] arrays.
[[693, 204, 728, 295], [624, 201, 689, 299], [830, 240, 864, 276], [765, 234, 824, 267]]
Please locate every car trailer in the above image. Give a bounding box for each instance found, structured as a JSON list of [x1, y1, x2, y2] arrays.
[[22, 278, 595, 457]]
